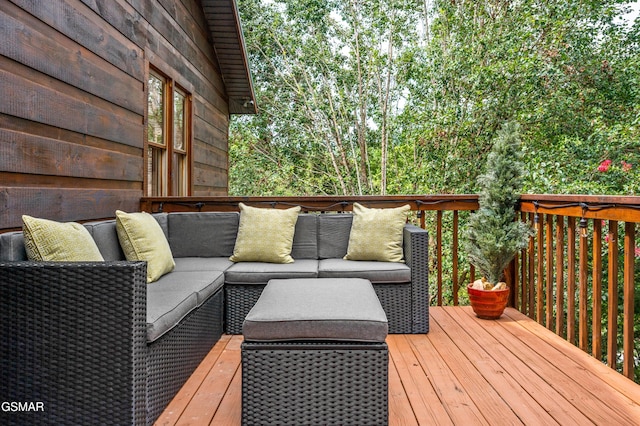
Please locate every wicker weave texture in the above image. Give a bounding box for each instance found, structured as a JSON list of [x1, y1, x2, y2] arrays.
[[227, 225, 429, 335], [0, 261, 224, 426], [242, 342, 388, 426], [225, 284, 265, 334], [146, 289, 224, 424], [374, 283, 412, 333], [0, 261, 148, 426], [405, 225, 430, 333], [227, 281, 426, 335], [227, 280, 425, 335]]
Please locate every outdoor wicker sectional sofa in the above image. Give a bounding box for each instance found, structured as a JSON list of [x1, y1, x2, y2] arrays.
[[0, 210, 429, 425]]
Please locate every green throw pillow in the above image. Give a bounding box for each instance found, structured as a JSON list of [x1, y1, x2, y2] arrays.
[[230, 203, 301, 263], [22, 215, 104, 262], [344, 203, 410, 262], [115, 210, 175, 283]]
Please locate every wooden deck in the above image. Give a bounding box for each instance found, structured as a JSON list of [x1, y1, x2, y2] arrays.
[[155, 307, 640, 425]]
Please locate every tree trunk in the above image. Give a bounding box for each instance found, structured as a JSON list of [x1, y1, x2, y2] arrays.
[[351, 0, 369, 194]]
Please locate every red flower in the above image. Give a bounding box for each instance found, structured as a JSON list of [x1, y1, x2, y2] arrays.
[[621, 161, 632, 172], [636, 246, 640, 258], [598, 159, 612, 172]]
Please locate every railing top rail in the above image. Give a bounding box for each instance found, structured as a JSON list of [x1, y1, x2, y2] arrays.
[[140, 195, 480, 213], [520, 194, 640, 205], [520, 194, 640, 222], [141, 194, 640, 222]]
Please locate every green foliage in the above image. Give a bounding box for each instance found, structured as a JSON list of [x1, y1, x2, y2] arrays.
[[231, 0, 640, 380], [232, 0, 640, 197], [462, 122, 534, 285]]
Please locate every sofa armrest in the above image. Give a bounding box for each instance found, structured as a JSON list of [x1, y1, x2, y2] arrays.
[[403, 224, 430, 333], [0, 261, 148, 425]]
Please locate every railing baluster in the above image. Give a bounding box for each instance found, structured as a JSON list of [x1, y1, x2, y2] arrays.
[[452, 210, 459, 306], [512, 252, 520, 309], [592, 220, 603, 360], [436, 210, 443, 306], [579, 218, 589, 352], [555, 216, 565, 336], [520, 212, 529, 314], [537, 214, 545, 324], [470, 264, 475, 286], [567, 217, 576, 345], [528, 213, 536, 319], [607, 221, 619, 369], [546, 214, 554, 329], [623, 222, 635, 379]]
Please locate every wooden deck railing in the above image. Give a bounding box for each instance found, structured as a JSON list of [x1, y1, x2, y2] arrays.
[[518, 195, 639, 381], [140, 194, 639, 381]]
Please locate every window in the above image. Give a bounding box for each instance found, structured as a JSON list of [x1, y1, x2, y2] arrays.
[[172, 87, 188, 196], [146, 68, 191, 196]]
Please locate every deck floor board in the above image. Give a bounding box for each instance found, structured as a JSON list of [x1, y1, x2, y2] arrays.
[[155, 307, 640, 425]]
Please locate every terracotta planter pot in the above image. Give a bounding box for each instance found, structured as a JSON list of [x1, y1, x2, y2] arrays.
[[467, 284, 510, 319]]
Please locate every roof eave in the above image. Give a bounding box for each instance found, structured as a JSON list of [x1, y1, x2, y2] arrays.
[[201, 0, 257, 114]]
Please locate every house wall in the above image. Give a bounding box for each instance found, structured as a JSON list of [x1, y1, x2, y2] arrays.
[[0, 0, 231, 230]]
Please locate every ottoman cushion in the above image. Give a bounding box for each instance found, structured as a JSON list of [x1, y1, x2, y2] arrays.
[[243, 278, 388, 342]]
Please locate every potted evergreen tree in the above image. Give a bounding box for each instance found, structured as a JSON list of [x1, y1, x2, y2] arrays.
[[463, 122, 534, 319]]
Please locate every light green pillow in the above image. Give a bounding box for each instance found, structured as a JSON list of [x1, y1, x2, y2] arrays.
[[230, 203, 301, 263], [344, 203, 411, 262], [115, 210, 175, 283], [22, 215, 104, 262]]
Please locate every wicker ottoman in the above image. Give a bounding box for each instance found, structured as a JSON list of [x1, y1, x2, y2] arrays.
[[241, 278, 389, 426]]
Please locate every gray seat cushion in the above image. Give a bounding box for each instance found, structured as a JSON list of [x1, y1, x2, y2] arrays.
[[318, 259, 411, 283], [146, 270, 224, 342], [243, 278, 388, 342], [173, 257, 234, 272], [224, 259, 319, 284]]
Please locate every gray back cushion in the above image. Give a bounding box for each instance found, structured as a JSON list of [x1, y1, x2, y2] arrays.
[[291, 214, 318, 259], [0, 214, 169, 262], [0, 231, 27, 261], [317, 214, 353, 259], [168, 212, 240, 258], [152, 213, 169, 238], [0, 220, 124, 262], [84, 220, 125, 261]]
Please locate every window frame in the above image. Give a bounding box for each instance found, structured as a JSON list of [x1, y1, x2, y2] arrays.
[[146, 66, 192, 197]]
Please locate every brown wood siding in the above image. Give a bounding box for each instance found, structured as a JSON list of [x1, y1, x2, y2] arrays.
[[0, 0, 232, 230]]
